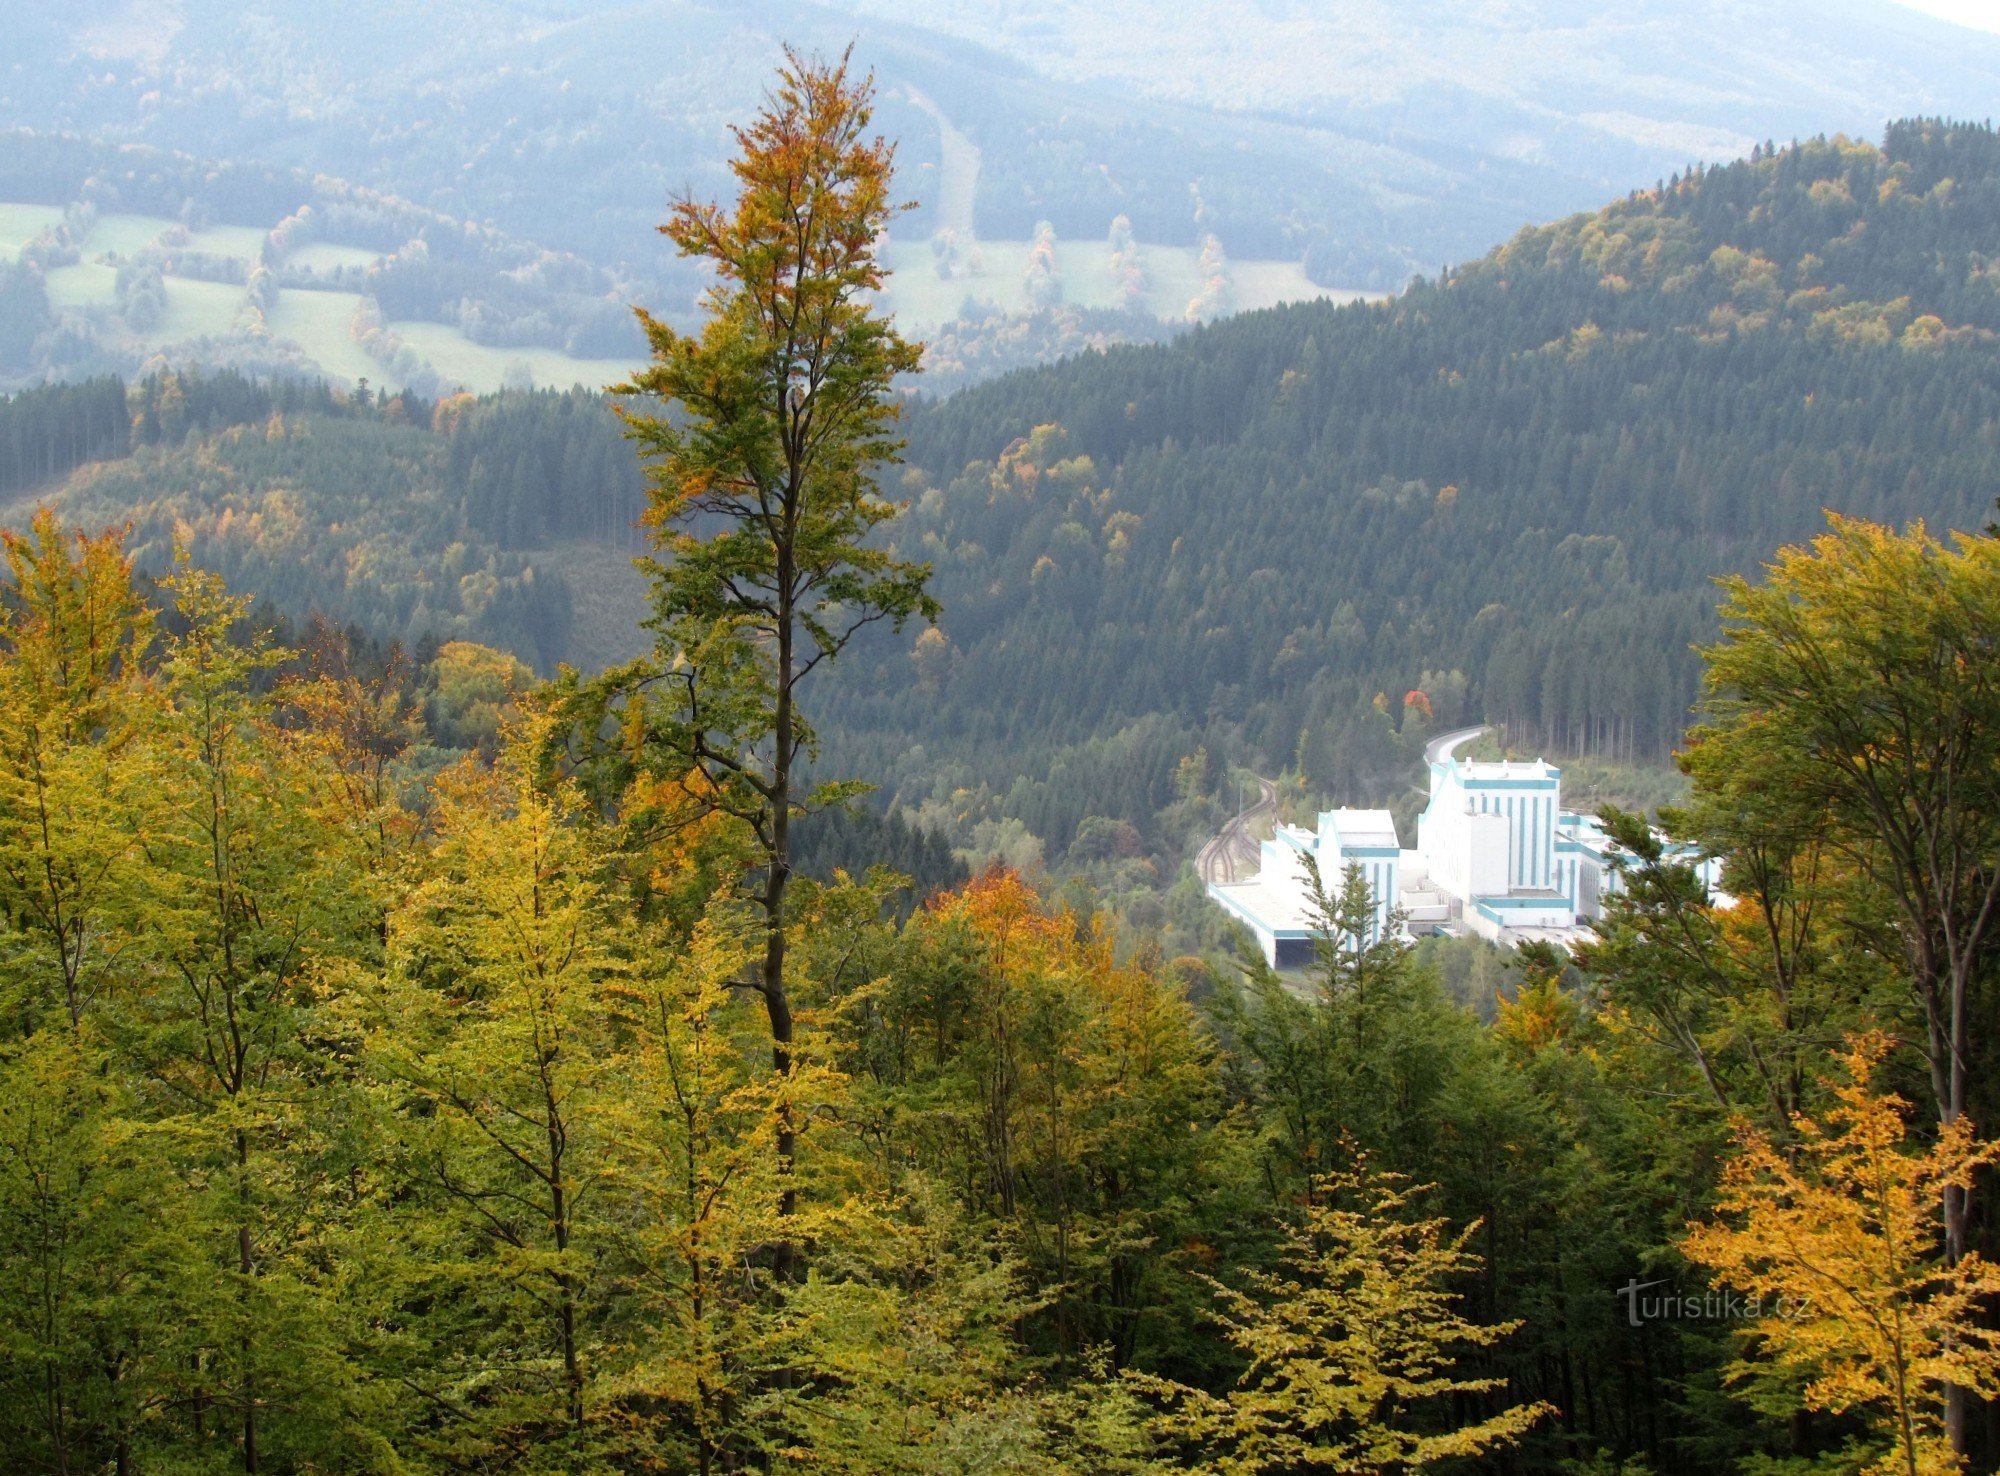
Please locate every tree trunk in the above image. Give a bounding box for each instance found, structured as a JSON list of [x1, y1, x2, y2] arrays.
[[767, 536, 798, 1281], [237, 1127, 258, 1476], [1946, 1177, 1971, 1457], [548, 1115, 583, 1432]]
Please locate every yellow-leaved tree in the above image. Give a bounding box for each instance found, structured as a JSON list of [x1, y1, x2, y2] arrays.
[[368, 715, 622, 1465], [1684, 1032, 2000, 1476], [1138, 1152, 1550, 1473]]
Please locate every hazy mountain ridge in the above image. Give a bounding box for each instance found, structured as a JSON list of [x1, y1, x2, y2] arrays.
[[13, 0, 2000, 296], [842, 0, 2000, 149]]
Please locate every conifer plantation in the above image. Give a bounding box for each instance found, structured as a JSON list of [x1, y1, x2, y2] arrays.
[[4, 46, 2000, 1476]]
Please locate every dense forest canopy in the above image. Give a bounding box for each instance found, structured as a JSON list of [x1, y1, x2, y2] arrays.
[[4, 411, 2000, 1476], [824, 120, 2000, 847]]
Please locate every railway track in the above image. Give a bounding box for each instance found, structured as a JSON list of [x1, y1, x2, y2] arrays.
[[1196, 775, 1277, 887]]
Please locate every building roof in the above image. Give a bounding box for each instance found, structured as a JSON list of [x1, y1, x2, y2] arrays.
[[1427, 729, 1561, 784], [1208, 868, 1320, 937], [1323, 808, 1400, 850], [1445, 757, 1561, 783]]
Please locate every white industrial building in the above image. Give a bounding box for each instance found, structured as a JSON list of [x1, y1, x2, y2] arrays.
[[1208, 731, 1714, 967]]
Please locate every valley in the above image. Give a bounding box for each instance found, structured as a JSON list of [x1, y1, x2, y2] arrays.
[[5, 13, 2000, 1471]]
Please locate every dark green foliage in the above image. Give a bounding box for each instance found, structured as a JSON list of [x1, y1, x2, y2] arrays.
[[0, 261, 50, 375], [442, 388, 646, 548], [127, 368, 367, 446], [0, 376, 126, 493], [819, 121, 2000, 854], [790, 802, 968, 902]]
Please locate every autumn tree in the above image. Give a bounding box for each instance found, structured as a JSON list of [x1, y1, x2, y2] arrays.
[[1684, 1033, 2000, 1476], [569, 46, 934, 1268], [594, 903, 783, 1473], [0, 511, 154, 1034], [1139, 1152, 1551, 1473], [837, 869, 1240, 1370], [132, 557, 383, 1473], [0, 514, 164, 1474], [368, 726, 620, 1463], [1685, 514, 2000, 1450]]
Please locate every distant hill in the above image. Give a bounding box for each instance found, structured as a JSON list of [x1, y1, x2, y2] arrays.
[[0, 127, 1365, 397], [847, 0, 2000, 182], [12, 0, 2000, 294], [819, 119, 2000, 859], [10, 121, 2000, 875], [0, 134, 648, 395]]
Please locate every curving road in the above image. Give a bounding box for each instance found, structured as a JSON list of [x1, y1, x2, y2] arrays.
[[1424, 724, 1490, 767], [1197, 776, 1277, 887]]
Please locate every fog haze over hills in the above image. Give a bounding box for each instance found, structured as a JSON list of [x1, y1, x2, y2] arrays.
[[9, 0, 2000, 289]]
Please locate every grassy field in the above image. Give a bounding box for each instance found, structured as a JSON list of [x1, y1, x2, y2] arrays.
[[392, 321, 638, 394], [10, 197, 634, 395], [265, 288, 383, 385], [13, 199, 1368, 392], [179, 222, 272, 262], [153, 277, 245, 341], [82, 212, 172, 259], [43, 263, 120, 309], [877, 234, 1359, 327], [0, 203, 65, 258]]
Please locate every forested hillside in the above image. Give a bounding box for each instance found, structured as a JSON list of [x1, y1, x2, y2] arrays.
[[1, 373, 647, 671], [7, 363, 2000, 1476], [10, 121, 2000, 889], [827, 119, 2000, 857]]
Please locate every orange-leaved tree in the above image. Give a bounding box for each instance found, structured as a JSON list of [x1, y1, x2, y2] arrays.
[[562, 46, 933, 1278]]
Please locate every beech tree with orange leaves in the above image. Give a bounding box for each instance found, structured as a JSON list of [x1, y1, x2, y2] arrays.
[[561, 47, 936, 1273]]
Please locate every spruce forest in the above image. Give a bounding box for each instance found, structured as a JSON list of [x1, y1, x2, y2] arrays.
[[3, 32, 2000, 1476]]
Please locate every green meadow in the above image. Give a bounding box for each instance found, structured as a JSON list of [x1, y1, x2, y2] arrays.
[[6, 206, 641, 393]]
